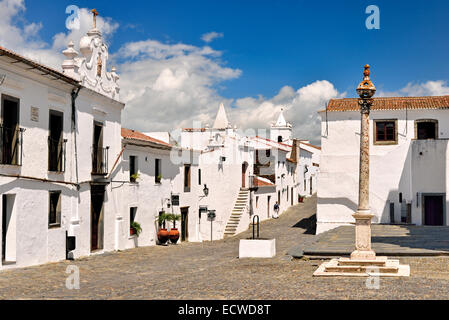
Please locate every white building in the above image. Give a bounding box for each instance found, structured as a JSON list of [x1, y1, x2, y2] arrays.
[[0, 16, 123, 269], [317, 95, 449, 234], [179, 105, 320, 240], [0, 12, 321, 269]]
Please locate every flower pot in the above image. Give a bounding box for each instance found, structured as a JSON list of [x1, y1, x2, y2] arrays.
[[130, 227, 136, 236], [158, 228, 170, 244], [299, 197, 304, 203], [169, 228, 180, 244]]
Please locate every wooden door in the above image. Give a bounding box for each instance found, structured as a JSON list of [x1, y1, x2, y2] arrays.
[[267, 196, 271, 218], [91, 185, 105, 251], [424, 196, 444, 226], [2, 195, 6, 262], [181, 207, 189, 242], [242, 163, 248, 188]]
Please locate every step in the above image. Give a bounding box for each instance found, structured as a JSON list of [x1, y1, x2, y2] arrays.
[[338, 257, 390, 267], [325, 265, 399, 274]]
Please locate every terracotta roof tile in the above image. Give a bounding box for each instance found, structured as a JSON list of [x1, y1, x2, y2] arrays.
[[121, 128, 171, 147], [254, 176, 275, 187], [326, 96, 449, 112]]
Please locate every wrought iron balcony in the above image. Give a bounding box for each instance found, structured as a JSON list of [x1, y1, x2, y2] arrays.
[[0, 125, 24, 166], [92, 145, 109, 175], [48, 137, 67, 172]]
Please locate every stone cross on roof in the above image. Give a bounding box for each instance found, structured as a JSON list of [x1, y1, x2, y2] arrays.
[[91, 9, 99, 28]]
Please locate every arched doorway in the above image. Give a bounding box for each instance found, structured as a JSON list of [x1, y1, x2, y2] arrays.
[[242, 162, 248, 188]]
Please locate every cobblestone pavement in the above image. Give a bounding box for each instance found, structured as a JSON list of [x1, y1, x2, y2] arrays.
[[1, 196, 449, 300]]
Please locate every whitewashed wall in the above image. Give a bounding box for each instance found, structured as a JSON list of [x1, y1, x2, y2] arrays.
[[317, 109, 449, 234]]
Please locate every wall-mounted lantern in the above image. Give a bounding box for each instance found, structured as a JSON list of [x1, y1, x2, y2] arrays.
[[203, 184, 209, 197]]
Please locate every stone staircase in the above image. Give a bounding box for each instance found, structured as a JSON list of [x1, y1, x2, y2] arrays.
[[224, 189, 250, 238]]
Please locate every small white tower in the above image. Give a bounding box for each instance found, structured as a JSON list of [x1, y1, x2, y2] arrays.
[[270, 108, 292, 145], [213, 103, 231, 129]]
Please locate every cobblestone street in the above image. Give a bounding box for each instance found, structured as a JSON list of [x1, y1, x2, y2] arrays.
[[1, 196, 449, 300]]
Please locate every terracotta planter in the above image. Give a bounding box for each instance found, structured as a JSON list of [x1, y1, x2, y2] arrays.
[[130, 227, 136, 236], [158, 228, 170, 244], [169, 228, 180, 244], [299, 197, 304, 203]]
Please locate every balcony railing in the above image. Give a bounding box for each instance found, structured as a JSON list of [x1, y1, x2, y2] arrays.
[[48, 137, 67, 172], [0, 125, 24, 166], [92, 145, 109, 175]]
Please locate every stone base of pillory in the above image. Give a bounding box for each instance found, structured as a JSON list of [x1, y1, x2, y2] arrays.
[[313, 256, 410, 277]]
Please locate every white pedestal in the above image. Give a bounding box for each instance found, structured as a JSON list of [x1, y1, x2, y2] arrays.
[[239, 239, 276, 258]]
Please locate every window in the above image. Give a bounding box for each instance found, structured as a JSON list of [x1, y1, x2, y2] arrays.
[[130, 207, 137, 236], [48, 110, 65, 172], [92, 121, 107, 174], [374, 120, 397, 145], [130, 156, 138, 183], [389, 202, 395, 224], [1, 94, 21, 165], [416, 120, 438, 140], [198, 169, 202, 185], [184, 165, 191, 192], [265, 150, 271, 158], [155, 158, 161, 184], [49, 191, 61, 228], [278, 136, 283, 143], [256, 196, 259, 208]]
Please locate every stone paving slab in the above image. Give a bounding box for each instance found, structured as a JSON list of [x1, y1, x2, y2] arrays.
[[301, 225, 449, 257]]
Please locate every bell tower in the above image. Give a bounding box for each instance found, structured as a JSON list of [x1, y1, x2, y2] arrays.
[[270, 108, 292, 145]]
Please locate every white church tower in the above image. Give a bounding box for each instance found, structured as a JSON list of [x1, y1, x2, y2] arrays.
[[270, 108, 292, 145]]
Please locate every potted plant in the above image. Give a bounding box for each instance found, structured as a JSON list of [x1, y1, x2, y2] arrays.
[[130, 221, 142, 237], [299, 195, 305, 203], [157, 213, 170, 245], [131, 173, 141, 183], [156, 174, 162, 184], [167, 213, 181, 244]]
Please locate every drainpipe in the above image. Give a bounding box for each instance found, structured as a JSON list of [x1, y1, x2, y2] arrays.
[[71, 87, 81, 188]]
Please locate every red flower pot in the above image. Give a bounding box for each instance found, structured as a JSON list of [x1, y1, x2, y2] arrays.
[[130, 227, 136, 236], [158, 228, 170, 244], [169, 228, 180, 244]]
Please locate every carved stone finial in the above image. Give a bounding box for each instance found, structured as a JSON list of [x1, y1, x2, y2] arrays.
[[364, 64, 370, 78], [357, 64, 376, 100], [91, 9, 99, 28]]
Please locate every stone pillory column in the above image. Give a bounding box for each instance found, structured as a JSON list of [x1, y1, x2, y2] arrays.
[[313, 65, 410, 277], [351, 64, 376, 261]]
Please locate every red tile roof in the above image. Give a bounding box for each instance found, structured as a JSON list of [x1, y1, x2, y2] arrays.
[[121, 128, 172, 147], [298, 141, 321, 151], [326, 96, 449, 112], [254, 176, 275, 187]]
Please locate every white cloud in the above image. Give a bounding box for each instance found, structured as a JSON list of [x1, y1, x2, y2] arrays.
[[201, 31, 224, 43], [378, 80, 449, 97], [118, 39, 242, 132], [232, 81, 345, 144], [0, 0, 347, 145]]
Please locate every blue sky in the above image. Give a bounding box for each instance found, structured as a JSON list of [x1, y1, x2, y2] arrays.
[[2, 0, 449, 143], [22, 0, 449, 98]]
